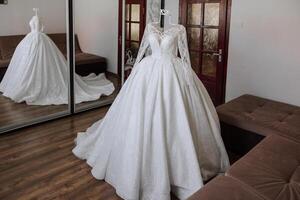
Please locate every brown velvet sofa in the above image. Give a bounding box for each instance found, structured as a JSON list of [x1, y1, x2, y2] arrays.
[[189, 95, 300, 200], [0, 33, 107, 80]]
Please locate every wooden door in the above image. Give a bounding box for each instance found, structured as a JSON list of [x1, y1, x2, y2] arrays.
[[118, 0, 146, 78], [179, 0, 231, 105]]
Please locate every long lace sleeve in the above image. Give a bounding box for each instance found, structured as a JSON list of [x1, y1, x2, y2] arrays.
[[134, 24, 150, 66], [178, 26, 194, 85]]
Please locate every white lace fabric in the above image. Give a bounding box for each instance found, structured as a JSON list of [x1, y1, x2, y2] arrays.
[[134, 23, 194, 84]]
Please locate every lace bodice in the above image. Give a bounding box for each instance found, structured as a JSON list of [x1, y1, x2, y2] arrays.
[[148, 24, 180, 57], [135, 22, 193, 83], [29, 15, 43, 33]]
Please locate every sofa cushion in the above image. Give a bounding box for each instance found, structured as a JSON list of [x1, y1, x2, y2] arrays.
[[188, 176, 265, 200], [75, 53, 107, 76], [75, 53, 106, 66], [226, 135, 300, 200], [217, 95, 300, 142]]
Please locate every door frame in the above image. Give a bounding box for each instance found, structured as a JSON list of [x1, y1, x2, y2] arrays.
[[179, 0, 232, 105], [118, 0, 147, 77]]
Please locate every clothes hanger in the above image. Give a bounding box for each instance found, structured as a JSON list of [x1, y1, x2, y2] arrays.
[[33, 8, 39, 16], [159, 9, 176, 28], [32, 8, 44, 32]]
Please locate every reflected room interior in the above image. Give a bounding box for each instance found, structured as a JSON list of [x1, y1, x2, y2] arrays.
[[71, 0, 161, 111], [0, 0, 167, 131], [0, 0, 70, 130], [73, 0, 121, 112]]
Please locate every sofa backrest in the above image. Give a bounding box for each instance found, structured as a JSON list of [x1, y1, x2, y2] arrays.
[[0, 35, 25, 60], [48, 34, 82, 55], [0, 33, 82, 60]]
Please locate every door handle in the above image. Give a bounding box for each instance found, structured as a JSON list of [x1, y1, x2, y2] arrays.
[[213, 49, 223, 62]]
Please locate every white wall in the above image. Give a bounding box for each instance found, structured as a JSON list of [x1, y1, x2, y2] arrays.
[[0, 0, 66, 36], [226, 0, 300, 106], [74, 0, 119, 74]]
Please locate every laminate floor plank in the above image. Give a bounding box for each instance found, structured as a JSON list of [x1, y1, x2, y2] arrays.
[[0, 108, 106, 143], [0, 106, 179, 200], [0, 144, 76, 185], [7, 163, 91, 200], [0, 156, 82, 199]]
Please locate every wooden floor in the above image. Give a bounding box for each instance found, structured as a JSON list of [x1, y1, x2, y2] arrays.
[[0, 74, 120, 129], [0, 94, 67, 128], [0, 106, 180, 200]]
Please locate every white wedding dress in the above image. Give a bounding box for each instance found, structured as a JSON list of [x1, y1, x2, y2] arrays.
[[72, 22, 230, 200], [0, 15, 114, 105]]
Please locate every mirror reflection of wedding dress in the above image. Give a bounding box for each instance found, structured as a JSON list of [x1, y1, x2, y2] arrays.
[[0, 15, 114, 105], [72, 23, 230, 200]]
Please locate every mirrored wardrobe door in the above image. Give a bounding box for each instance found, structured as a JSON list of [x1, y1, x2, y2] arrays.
[[73, 0, 121, 112], [0, 0, 71, 134]]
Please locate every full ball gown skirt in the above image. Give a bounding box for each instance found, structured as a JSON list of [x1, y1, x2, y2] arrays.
[[73, 23, 230, 200], [0, 15, 114, 105]]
